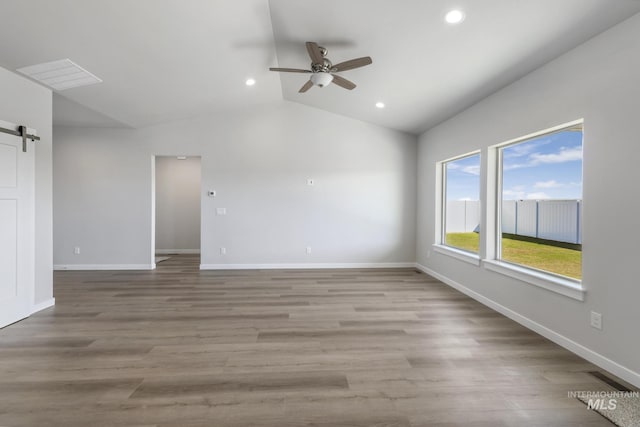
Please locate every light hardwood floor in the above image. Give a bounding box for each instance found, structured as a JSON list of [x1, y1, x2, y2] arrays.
[[0, 255, 624, 426]]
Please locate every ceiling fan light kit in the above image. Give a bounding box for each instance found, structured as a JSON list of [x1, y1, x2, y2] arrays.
[[310, 72, 333, 87], [269, 41, 372, 93]]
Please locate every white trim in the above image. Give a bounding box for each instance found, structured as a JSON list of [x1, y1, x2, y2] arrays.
[[432, 244, 481, 266], [440, 149, 482, 165], [414, 263, 640, 389], [483, 259, 584, 301], [436, 151, 482, 248], [200, 262, 416, 270], [155, 249, 201, 255], [54, 264, 156, 271], [494, 118, 584, 149], [150, 156, 156, 268], [31, 298, 55, 314]]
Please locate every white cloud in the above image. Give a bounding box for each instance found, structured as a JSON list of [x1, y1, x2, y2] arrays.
[[526, 192, 550, 199], [503, 146, 582, 170], [462, 165, 480, 175], [503, 189, 526, 199], [503, 163, 526, 170], [529, 146, 582, 165], [534, 180, 562, 188], [503, 139, 551, 158], [504, 186, 552, 200]]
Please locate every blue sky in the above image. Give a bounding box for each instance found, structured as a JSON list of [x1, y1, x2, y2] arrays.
[[446, 129, 583, 201], [446, 154, 481, 201]]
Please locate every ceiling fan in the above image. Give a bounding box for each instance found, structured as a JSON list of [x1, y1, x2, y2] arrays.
[[269, 42, 372, 93]]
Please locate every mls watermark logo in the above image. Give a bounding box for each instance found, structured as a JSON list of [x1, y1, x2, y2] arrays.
[[568, 390, 639, 411], [585, 397, 617, 411]]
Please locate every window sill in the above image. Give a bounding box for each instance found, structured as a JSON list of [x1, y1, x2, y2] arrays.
[[482, 260, 585, 301], [432, 244, 481, 266]]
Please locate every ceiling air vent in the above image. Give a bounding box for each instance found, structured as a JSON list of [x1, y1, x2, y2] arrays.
[[16, 59, 102, 91]]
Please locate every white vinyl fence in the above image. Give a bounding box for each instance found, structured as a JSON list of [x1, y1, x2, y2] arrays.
[[446, 200, 582, 244], [446, 201, 481, 233]]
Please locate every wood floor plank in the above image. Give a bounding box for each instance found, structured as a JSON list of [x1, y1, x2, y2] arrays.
[[0, 254, 623, 426], [130, 371, 349, 399]]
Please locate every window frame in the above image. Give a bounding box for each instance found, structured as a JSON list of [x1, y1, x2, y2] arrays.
[[493, 120, 583, 276], [432, 120, 585, 301], [488, 119, 585, 300], [434, 151, 481, 266]]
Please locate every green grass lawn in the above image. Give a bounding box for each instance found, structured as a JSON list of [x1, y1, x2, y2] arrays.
[[445, 232, 582, 280]]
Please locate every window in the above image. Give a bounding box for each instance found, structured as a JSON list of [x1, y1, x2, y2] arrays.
[[442, 153, 481, 254], [498, 123, 583, 280], [433, 121, 585, 299]]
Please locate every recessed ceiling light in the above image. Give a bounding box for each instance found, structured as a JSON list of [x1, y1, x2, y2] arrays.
[[445, 9, 465, 24], [375, 102, 385, 109], [177, 156, 187, 160], [245, 78, 256, 86]]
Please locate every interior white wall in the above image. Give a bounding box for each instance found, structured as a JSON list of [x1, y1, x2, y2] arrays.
[[417, 14, 640, 385], [0, 66, 52, 305], [53, 102, 417, 268], [155, 156, 201, 253]]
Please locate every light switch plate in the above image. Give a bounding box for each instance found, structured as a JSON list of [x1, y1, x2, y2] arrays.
[[216, 207, 226, 215]]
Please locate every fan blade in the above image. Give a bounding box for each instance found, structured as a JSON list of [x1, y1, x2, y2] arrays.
[[331, 74, 356, 90], [299, 80, 314, 93], [306, 42, 324, 65], [332, 56, 372, 72], [269, 67, 312, 73]]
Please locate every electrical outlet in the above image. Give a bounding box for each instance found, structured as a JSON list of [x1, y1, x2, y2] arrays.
[[306, 246, 312, 255], [74, 246, 80, 255], [590, 311, 602, 330], [216, 207, 226, 215], [220, 247, 226, 255]]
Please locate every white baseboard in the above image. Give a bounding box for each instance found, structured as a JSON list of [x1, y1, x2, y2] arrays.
[[415, 263, 640, 389], [155, 249, 200, 255], [54, 264, 156, 271], [31, 298, 55, 314], [200, 262, 416, 270]]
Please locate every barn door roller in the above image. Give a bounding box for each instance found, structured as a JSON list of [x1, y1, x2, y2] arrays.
[[0, 124, 40, 152]]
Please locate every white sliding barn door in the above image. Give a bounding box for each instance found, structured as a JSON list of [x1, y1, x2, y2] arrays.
[[0, 125, 35, 328]]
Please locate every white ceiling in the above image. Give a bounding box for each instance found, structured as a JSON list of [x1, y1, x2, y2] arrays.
[[0, 0, 639, 134]]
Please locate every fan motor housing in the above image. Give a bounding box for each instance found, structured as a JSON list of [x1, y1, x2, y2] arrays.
[[311, 58, 333, 73]]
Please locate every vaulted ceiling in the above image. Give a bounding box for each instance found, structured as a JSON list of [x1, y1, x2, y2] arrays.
[[1, 0, 639, 134]]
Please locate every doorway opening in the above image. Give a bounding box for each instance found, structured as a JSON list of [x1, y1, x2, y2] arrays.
[[153, 156, 201, 268]]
